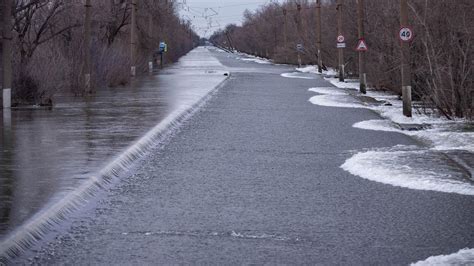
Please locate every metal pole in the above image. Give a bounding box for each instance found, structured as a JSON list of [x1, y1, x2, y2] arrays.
[[160, 53, 163, 69], [296, 2, 303, 68], [316, 0, 322, 73], [400, 0, 412, 117], [148, 14, 153, 74], [337, 0, 345, 82], [357, 0, 366, 94], [84, 0, 92, 93], [2, 0, 13, 109], [130, 0, 137, 77], [283, 8, 288, 62]]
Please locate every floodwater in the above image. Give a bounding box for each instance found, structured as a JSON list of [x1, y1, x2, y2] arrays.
[[0, 47, 227, 255]]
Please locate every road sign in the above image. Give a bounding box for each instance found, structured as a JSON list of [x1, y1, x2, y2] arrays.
[[159, 41, 167, 53], [337, 43, 346, 49], [337, 35, 345, 43], [296, 43, 304, 52], [356, 39, 368, 52], [399, 27, 414, 42]]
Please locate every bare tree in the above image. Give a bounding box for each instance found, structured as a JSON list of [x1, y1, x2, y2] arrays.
[[211, 0, 473, 119]]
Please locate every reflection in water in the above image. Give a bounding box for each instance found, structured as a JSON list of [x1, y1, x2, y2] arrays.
[[0, 47, 227, 259]]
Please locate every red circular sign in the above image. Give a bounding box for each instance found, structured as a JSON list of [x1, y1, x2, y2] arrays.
[[399, 27, 414, 42]]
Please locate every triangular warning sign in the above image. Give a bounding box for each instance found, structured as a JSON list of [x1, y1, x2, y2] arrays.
[[356, 39, 368, 52]]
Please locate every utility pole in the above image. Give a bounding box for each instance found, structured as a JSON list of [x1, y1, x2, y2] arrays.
[[283, 8, 288, 62], [225, 31, 234, 51], [296, 2, 302, 68], [148, 14, 153, 74], [316, 0, 322, 73], [400, 0, 412, 117], [357, 0, 366, 94], [84, 0, 92, 93], [228, 32, 236, 52], [130, 0, 137, 77], [336, 0, 344, 82], [2, 0, 13, 109]]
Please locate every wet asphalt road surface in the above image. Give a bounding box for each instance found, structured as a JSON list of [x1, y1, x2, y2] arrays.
[[26, 49, 474, 264]]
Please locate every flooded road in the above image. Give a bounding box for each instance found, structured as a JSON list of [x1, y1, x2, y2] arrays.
[[1, 46, 473, 264], [16, 48, 473, 265], [0, 47, 227, 253]]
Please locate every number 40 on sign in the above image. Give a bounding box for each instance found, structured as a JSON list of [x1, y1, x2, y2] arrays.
[[399, 27, 414, 42]]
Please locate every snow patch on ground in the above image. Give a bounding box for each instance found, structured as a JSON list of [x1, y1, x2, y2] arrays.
[[341, 146, 474, 196], [308, 87, 363, 108], [240, 58, 272, 64], [354, 120, 474, 152], [309, 94, 366, 109], [296, 65, 338, 76], [233, 51, 273, 64], [308, 85, 474, 153], [411, 248, 474, 265], [307, 81, 473, 197], [308, 87, 346, 95], [281, 72, 315, 79], [353, 119, 402, 133]]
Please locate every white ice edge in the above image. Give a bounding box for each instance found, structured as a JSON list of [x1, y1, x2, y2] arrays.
[[340, 148, 474, 196], [411, 248, 474, 265], [353, 120, 474, 152], [307, 87, 474, 153], [296, 65, 338, 76], [307, 84, 474, 197], [281, 72, 315, 79], [240, 58, 272, 64]]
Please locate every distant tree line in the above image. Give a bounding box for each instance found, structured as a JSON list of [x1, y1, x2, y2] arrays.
[[1, 0, 199, 106], [210, 0, 473, 120]]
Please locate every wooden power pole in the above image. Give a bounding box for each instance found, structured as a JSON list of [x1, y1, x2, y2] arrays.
[[2, 0, 13, 109], [148, 14, 153, 73], [316, 0, 322, 73], [283, 8, 288, 62], [400, 0, 412, 117], [84, 0, 92, 94], [357, 0, 366, 94], [336, 0, 344, 82], [296, 2, 302, 68], [130, 0, 137, 77]]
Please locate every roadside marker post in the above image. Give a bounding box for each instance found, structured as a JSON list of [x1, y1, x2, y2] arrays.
[[336, 0, 345, 81], [400, 0, 413, 117], [357, 0, 367, 94], [159, 42, 168, 69], [296, 44, 304, 68]]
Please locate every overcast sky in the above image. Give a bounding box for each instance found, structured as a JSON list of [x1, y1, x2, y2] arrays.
[[179, 0, 282, 38]]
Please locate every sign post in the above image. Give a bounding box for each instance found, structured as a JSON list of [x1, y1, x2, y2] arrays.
[[400, 0, 413, 117], [159, 41, 167, 69], [357, 0, 367, 94], [337, 0, 345, 82], [296, 43, 304, 68]]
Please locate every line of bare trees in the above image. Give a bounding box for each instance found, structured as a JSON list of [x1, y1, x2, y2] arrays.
[[1, 0, 199, 106], [210, 0, 473, 120]]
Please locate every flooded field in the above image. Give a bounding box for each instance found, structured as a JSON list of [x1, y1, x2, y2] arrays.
[[0, 47, 227, 257]]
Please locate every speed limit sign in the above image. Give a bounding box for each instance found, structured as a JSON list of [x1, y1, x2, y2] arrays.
[[337, 35, 345, 43], [399, 27, 414, 42]]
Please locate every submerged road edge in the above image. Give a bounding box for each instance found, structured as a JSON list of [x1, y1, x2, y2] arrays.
[[0, 73, 230, 264]]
